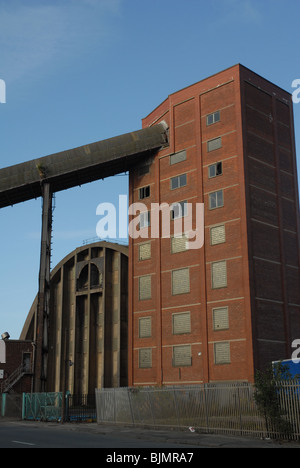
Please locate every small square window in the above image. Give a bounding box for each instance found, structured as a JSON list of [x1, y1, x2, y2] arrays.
[[172, 268, 190, 295], [173, 345, 192, 367], [139, 317, 152, 338], [139, 348, 152, 368], [170, 150, 187, 165], [208, 162, 223, 178], [211, 261, 227, 289], [213, 307, 229, 330], [171, 173, 187, 190], [171, 200, 188, 219], [139, 186, 150, 199], [140, 211, 151, 229], [207, 137, 222, 152], [139, 242, 151, 260], [173, 312, 191, 335], [214, 342, 230, 365], [207, 111, 220, 126], [139, 275, 152, 300], [209, 190, 224, 210], [210, 225, 226, 245], [171, 234, 188, 253]]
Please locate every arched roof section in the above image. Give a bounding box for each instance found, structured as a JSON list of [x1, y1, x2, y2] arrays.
[[20, 241, 128, 340]]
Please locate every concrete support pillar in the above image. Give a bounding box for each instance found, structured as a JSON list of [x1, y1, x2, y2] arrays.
[[34, 182, 53, 392]]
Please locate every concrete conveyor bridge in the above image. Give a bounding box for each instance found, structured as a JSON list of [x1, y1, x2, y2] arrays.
[[0, 123, 168, 208]]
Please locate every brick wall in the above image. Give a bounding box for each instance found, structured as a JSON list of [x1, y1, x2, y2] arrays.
[[129, 65, 254, 386], [0, 340, 33, 393], [240, 67, 300, 370]]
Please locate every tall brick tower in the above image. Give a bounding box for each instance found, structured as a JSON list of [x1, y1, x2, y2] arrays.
[[128, 64, 300, 386]]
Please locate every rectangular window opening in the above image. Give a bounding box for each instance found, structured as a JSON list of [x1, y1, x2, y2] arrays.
[[210, 225, 226, 245], [170, 150, 187, 165], [207, 137, 222, 152], [171, 200, 188, 220], [139, 242, 151, 261], [173, 312, 191, 335], [173, 345, 192, 367], [139, 185, 150, 200], [172, 268, 190, 295], [140, 211, 151, 229], [214, 342, 231, 365], [213, 307, 229, 331], [209, 162, 223, 178], [171, 173, 187, 190], [139, 275, 152, 300], [207, 110, 220, 126], [209, 190, 224, 210], [139, 317, 152, 338], [211, 261, 227, 289], [139, 348, 152, 368]]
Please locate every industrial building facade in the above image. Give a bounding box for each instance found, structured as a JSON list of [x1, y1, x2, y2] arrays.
[[128, 64, 300, 386], [1, 64, 299, 395]]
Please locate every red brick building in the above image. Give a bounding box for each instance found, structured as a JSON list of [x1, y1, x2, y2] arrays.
[[128, 64, 300, 386], [0, 340, 33, 393]]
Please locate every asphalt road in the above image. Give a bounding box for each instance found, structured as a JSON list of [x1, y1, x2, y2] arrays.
[[0, 421, 200, 449], [1, 420, 299, 450]]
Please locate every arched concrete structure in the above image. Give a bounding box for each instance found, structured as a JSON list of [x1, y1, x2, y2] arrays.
[[21, 241, 128, 393]]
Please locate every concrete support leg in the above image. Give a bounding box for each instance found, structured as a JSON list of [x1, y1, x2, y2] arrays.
[[34, 183, 53, 392]]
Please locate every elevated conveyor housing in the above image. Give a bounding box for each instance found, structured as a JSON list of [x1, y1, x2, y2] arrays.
[[0, 122, 168, 208]]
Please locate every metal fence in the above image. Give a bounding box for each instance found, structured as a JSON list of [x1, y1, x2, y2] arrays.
[[66, 394, 96, 422], [22, 392, 63, 421], [95, 382, 300, 440], [22, 392, 96, 422]]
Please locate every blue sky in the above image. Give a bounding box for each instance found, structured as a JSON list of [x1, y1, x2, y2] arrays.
[[0, 0, 299, 338]]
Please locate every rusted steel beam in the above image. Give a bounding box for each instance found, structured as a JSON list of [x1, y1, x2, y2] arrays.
[[0, 122, 168, 208]]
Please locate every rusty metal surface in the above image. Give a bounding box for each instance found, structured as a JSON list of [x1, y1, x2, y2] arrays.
[[0, 123, 168, 208]]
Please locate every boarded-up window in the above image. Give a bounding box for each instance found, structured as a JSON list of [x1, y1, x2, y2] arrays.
[[172, 268, 190, 295], [171, 235, 188, 253], [170, 150, 187, 165], [139, 275, 152, 300], [210, 225, 226, 245], [139, 242, 151, 261], [139, 348, 152, 368], [214, 342, 231, 364], [213, 307, 229, 330], [212, 261, 227, 289], [173, 312, 191, 335], [173, 345, 192, 367], [139, 317, 152, 338], [207, 137, 222, 152]]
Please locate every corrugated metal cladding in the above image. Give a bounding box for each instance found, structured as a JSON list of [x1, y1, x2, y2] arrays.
[[21, 242, 128, 394]]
